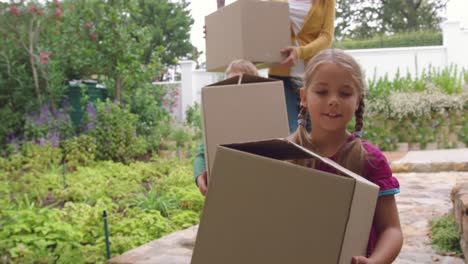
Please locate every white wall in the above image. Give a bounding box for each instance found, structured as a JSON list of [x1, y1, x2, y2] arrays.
[[347, 46, 447, 81]]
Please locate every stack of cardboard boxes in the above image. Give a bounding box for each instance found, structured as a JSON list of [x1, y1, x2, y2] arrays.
[[193, 1, 379, 263]]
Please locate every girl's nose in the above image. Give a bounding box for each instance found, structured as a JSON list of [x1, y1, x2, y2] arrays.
[[328, 97, 338, 106]]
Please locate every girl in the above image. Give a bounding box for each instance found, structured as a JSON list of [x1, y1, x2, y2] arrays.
[[289, 48, 403, 263], [270, 0, 335, 133]]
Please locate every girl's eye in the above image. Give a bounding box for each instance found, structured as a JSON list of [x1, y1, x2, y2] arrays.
[[340, 92, 352, 97], [315, 90, 327, 95]]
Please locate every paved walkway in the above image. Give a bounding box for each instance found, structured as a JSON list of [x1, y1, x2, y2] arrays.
[[394, 171, 467, 264], [386, 148, 468, 263]]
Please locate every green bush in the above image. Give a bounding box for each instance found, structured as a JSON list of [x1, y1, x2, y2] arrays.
[[185, 102, 203, 140], [356, 110, 468, 151], [359, 64, 468, 150], [128, 85, 172, 152], [62, 135, 96, 170], [334, 30, 442, 50], [430, 214, 462, 256], [0, 142, 62, 177], [0, 106, 24, 149], [367, 65, 466, 101], [83, 99, 145, 163]]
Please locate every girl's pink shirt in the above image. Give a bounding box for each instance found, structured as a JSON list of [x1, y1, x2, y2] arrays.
[[313, 134, 400, 256]]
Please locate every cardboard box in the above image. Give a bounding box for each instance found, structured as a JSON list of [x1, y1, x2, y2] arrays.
[[192, 138, 379, 264], [205, 0, 290, 72], [201, 74, 289, 178]]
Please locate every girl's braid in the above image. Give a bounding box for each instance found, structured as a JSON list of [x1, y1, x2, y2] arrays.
[[354, 98, 365, 133]]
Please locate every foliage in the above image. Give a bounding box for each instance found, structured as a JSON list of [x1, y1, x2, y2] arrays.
[[0, 1, 72, 147], [333, 30, 442, 50], [429, 64, 463, 94], [356, 109, 468, 151], [430, 214, 462, 256], [127, 84, 173, 152], [367, 65, 466, 101], [367, 87, 467, 120], [1, 141, 62, 176], [62, 135, 96, 171], [335, 0, 447, 39], [345, 65, 468, 150], [135, 0, 200, 65], [82, 100, 145, 163], [0, 0, 70, 107], [1, 204, 84, 263], [0, 106, 24, 148], [0, 0, 197, 149], [23, 104, 74, 146], [0, 146, 204, 262], [171, 127, 190, 149], [185, 102, 202, 140]]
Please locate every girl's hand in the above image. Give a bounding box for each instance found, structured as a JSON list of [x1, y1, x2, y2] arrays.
[[280, 46, 297, 67], [351, 256, 374, 264], [196, 170, 208, 196]]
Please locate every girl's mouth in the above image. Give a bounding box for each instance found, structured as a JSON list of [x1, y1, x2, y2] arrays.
[[321, 113, 342, 118]]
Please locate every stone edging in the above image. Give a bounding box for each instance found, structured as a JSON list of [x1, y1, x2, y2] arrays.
[[451, 181, 468, 260]]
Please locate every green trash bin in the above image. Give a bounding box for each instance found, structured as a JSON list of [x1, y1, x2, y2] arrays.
[[66, 80, 107, 129]]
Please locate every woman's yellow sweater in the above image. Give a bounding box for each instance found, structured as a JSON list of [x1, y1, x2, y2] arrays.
[[269, 0, 335, 77]]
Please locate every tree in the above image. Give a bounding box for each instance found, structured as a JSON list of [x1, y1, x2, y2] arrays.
[[335, 0, 448, 39], [61, 0, 198, 101], [0, 0, 197, 146], [0, 0, 68, 107], [135, 0, 200, 66]]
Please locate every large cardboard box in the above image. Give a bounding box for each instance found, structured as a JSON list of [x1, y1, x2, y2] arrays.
[[192, 138, 379, 264], [205, 0, 290, 72], [201, 74, 289, 178]]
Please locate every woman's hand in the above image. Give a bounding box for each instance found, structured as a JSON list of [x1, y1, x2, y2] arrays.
[[280, 46, 297, 67], [196, 170, 208, 196]]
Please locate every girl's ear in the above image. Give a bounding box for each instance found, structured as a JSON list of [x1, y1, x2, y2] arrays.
[[299, 87, 306, 105]]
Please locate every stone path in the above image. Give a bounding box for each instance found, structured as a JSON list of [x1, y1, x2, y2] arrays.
[[394, 172, 468, 264]]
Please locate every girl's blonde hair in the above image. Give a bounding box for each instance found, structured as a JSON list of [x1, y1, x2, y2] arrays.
[[225, 59, 258, 77], [288, 48, 367, 175]]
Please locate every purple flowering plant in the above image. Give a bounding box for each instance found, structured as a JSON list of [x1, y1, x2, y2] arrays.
[[23, 104, 74, 147]]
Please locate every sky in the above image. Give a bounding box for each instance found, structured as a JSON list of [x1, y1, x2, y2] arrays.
[[187, 0, 235, 63], [187, 0, 468, 63]]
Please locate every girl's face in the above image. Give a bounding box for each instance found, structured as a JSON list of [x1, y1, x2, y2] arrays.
[[301, 62, 361, 134]]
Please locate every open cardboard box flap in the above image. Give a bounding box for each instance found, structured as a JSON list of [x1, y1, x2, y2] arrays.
[[223, 138, 377, 186]]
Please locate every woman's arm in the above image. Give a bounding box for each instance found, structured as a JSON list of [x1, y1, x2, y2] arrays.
[[352, 195, 403, 264], [295, 0, 335, 61]]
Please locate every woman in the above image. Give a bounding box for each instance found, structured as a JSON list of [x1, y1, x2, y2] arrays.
[[270, 0, 335, 133]]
